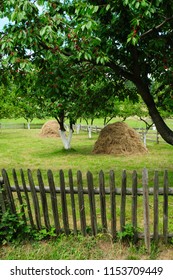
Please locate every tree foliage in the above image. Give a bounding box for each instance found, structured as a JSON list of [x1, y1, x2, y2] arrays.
[[0, 0, 173, 144]]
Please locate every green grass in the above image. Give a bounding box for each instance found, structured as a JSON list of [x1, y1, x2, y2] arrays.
[[1, 122, 173, 260], [0, 127, 173, 188], [0, 234, 173, 260], [1, 128, 173, 172]]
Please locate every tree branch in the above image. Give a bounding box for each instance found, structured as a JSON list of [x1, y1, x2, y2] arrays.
[[140, 16, 173, 39], [106, 61, 135, 82]]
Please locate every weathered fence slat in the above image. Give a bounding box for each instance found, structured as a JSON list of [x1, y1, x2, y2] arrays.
[[1, 168, 173, 245], [12, 169, 27, 224], [153, 171, 159, 242], [28, 169, 42, 230], [109, 170, 116, 239], [68, 169, 77, 235], [1, 169, 16, 214], [132, 170, 138, 243], [163, 170, 168, 243], [59, 170, 70, 235], [120, 170, 126, 232], [99, 170, 107, 233], [20, 169, 35, 229], [37, 169, 51, 230], [87, 171, 97, 236], [0, 177, 7, 213], [47, 169, 61, 234], [142, 168, 150, 252], [77, 170, 86, 236]]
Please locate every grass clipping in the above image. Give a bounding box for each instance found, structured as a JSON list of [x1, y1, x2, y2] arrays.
[[40, 120, 60, 138], [93, 122, 148, 156]]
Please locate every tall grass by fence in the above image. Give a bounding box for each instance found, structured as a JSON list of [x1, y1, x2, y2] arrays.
[[0, 168, 173, 251]]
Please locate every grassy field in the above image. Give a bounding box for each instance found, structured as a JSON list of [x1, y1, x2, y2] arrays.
[[1, 118, 173, 259]]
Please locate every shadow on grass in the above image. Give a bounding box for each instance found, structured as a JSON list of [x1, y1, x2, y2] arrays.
[[36, 146, 94, 158]]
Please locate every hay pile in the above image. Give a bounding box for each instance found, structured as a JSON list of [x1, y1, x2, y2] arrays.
[[40, 120, 60, 138], [93, 122, 148, 155]]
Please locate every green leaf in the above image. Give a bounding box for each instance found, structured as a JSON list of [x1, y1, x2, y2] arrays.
[[106, 4, 111, 11], [123, 0, 129, 5], [127, 37, 132, 43], [40, 26, 47, 36], [81, 24, 86, 31], [93, 6, 99, 13], [135, 2, 140, 9], [75, 8, 80, 16], [86, 21, 92, 30], [96, 57, 100, 64], [132, 37, 137, 45], [11, 11, 17, 22], [1, 42, 6, 50]]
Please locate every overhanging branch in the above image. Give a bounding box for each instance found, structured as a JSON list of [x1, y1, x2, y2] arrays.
[[140, 16, 173, 39]]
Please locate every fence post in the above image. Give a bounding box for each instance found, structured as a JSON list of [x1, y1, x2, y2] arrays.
[[87, 171, 97, 236], [163, 170, 168, 243], [59, 169, 70, 235], [99, 170, 107, 233], [132, 170, 138, 243], [28, 169, 42, 230], [156, 131, 159, 144], [68, 169, 77, 235], [37, 169, 51, 230], [110, 170, 116, 239], [153, 171, 159, 243], [47, 169, 61, 235], [120, 170, 126, 232], [20, 169, 35, 229], [13, 169, 27, 224], [77, 170, 86, 236], [1, 169, 16, 214], [142, 168, 150, 253]]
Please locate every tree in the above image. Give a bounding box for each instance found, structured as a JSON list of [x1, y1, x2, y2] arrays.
[[0, 82, 16, 120], [1, 0, 173, 145], [68, 0, 173, 144]]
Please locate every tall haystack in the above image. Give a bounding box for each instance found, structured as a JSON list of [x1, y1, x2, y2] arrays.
[[40, 120, 60, 138], [93, 122, 147, 155]]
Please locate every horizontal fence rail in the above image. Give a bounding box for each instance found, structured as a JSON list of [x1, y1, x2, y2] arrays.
[[0, 168, 173, 251], [0, 122, 165, 144], [0, 123, 44, 129]]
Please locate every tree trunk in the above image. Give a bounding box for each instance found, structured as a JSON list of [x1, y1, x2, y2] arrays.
[[59, 129, 73, 150], [135, 81, 173, 145], [88, 126, 92, 138]]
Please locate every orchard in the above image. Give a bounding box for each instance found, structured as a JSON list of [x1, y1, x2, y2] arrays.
[[0, 0, 173, 147]]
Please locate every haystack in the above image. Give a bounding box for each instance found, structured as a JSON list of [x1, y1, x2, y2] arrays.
[[40, 120, 60, 138], [93, 122, 147, 155]]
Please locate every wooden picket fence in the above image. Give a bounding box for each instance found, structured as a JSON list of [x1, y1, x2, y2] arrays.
[[0, 168, 173, 251]]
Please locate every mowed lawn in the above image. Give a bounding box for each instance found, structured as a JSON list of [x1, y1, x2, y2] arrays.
[[1, 122, 173, 260], [1, 126, 173, 174]]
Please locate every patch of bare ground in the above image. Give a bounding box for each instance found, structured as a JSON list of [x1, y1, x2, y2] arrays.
[[92, 237, 173, 260]]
